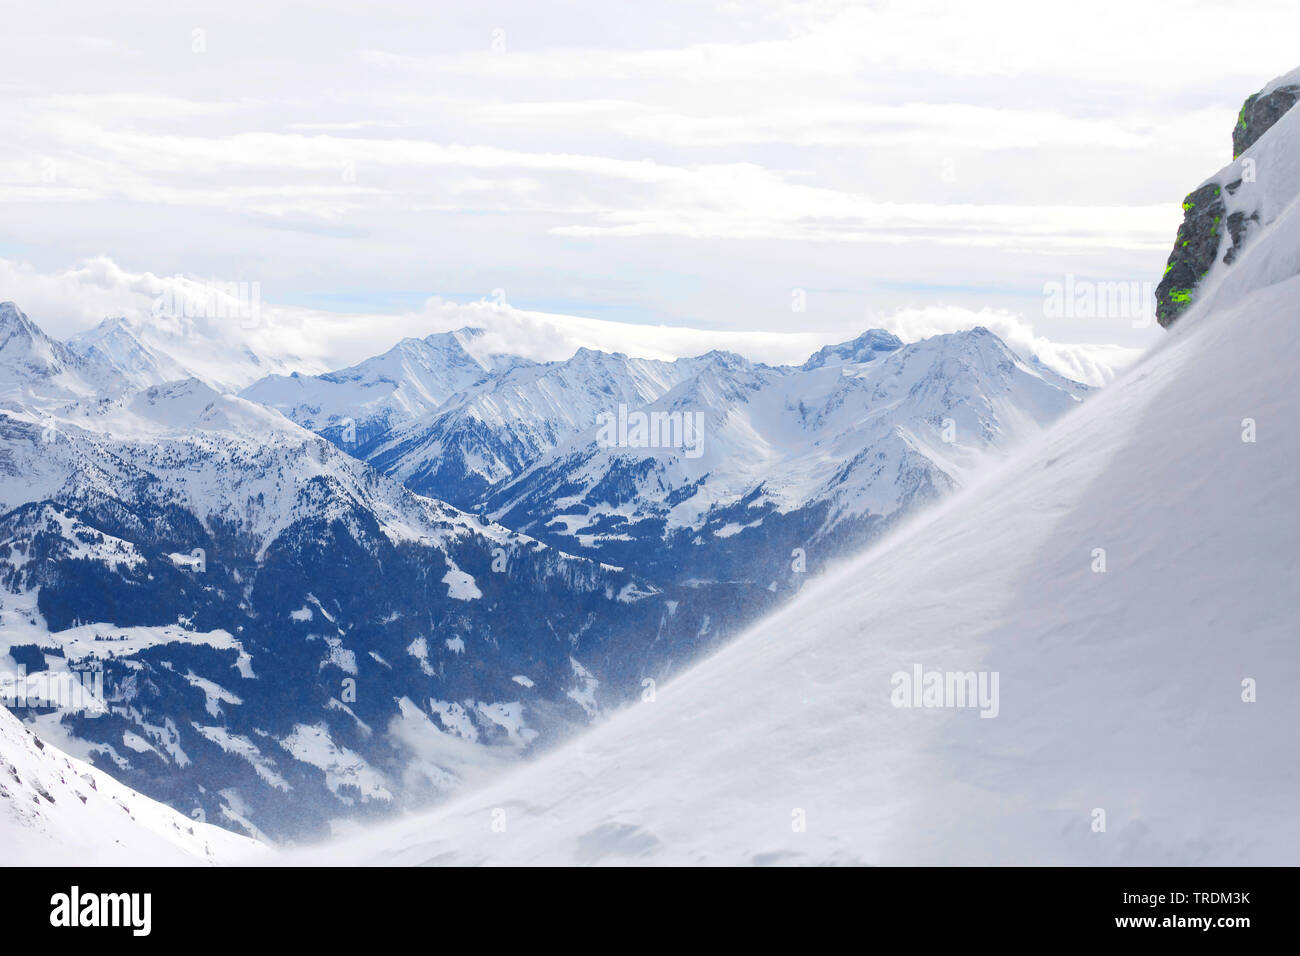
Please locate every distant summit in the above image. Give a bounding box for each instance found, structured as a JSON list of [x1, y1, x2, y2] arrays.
[[801, 329, 903, 369]]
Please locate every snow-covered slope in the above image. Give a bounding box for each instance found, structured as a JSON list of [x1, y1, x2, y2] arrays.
[[0, 704, 262, 865], [65, 316, 192, 391], [288, 84, 1300, 866], [240, 328, 530, 444]]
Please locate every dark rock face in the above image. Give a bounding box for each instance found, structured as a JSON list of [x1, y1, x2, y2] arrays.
[[1155, 182, 1224, 328], [1223, 190, 1261, 266], [1234, 84, 1300, 158], [1155, 74, 1300, 328]]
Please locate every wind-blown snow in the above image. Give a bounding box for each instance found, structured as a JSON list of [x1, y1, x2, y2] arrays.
[[69, 311, 325, 394]]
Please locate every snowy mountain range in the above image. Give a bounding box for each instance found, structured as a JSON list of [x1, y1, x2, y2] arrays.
[[479, 328, 1085, 585], [241, 327, 532, 447], [245, 323, 1087, 591], [284, 66, 1300, 867], [0, 305, 722, 839], [0, 289, 1085, 844]]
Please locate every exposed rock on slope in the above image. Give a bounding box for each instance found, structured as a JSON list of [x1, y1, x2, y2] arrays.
[[1234, 79, 1300, 157], [1154, 182, 1225, 327], [1157, 66, 1300, 326]]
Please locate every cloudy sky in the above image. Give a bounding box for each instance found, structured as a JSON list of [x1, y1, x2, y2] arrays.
[[3, 0, 1298, 380]]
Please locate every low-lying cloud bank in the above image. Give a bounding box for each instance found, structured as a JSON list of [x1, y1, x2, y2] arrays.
[[1, 256, 1141, 386]]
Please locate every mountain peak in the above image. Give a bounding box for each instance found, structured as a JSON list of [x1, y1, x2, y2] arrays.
[[951, 325, 998, 344], [904, 325, 1018, 366], [567, 345, 632, 366], [417, 326, 488, 348], [0, 301, 38, 336], [802, 328, 903, 369], [0, 301, 64, 366], [694, 348, 751, 371]]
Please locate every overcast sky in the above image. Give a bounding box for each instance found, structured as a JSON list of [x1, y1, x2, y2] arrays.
[[2, 0, 1298, 377]]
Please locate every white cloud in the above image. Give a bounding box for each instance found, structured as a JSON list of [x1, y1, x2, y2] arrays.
[[0, 109, 1178, 249], [412, 297, 827, 366], [1, 256, 1138, 386], [877, 305, 1143, 386], [0, 254, 824, 368], [613, 103, 1156, 151], [2, 0, 1291, 355]]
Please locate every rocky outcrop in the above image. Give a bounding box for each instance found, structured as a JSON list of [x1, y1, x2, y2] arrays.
[[1155, 72, 1300, 328], [1155, 182, 1224, 327], [1234, 84, 1300, 158], [1222, 183, 1261, 266]]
